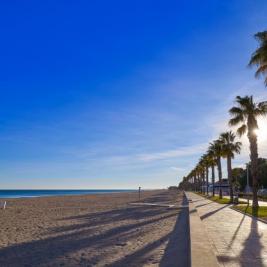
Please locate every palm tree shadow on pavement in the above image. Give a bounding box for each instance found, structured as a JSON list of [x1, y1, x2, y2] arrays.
[[217, 215, 264, 267], [239, 217, 264, 267], [195, 201, 213, 208], [227, 211, 247, 250], [200, 204, 230, 220]]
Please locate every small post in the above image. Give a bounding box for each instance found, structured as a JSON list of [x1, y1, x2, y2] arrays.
[[0, 201, 6, 210], [139, 187, 141, 201]]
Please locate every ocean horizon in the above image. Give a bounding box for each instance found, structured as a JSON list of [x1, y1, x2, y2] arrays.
[[0, 189, 137, 199]]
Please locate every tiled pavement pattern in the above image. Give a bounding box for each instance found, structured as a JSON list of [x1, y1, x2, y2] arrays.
[[186, 192, 267, 267]]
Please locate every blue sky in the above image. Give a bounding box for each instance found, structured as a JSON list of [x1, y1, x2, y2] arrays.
[[1, 1, 267, 189]]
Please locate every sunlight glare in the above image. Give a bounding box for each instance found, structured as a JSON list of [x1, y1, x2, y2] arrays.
[[254, 118, 267, 143]]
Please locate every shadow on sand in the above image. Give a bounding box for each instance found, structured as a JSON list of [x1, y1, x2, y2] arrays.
[[106, 194, 191, 267], [0, 192, 191, 267], [159, 195, 190, 267]]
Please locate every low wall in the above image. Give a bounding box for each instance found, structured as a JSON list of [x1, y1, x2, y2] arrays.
[[185, 192, 220, 267]]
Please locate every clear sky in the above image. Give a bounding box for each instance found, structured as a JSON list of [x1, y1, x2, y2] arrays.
[[1, 1, 267, 189]]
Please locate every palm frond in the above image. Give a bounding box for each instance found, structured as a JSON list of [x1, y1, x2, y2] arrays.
[[235, 96, 251, 109], [229, 115, 244, 126], [255, 63, 267, 77], [229, 107, 243, 116], [219, 131, 242, 159], [237, 124, 247, 137], [249, 31, 267, 86], [249, 50, 263, 66], [255, 101, 267, 116], [232, 141, 242, 154], [254, 31, 267, 43]]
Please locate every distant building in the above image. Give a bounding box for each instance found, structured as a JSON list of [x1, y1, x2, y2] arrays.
[[211, 179, 229, 195], [201, 179, 230, 195]]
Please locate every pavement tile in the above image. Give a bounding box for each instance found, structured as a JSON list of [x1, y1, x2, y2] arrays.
[[187, 192, 267, 267]]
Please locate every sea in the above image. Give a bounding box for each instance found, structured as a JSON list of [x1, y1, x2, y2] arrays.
[[0, 189, 136, 199]]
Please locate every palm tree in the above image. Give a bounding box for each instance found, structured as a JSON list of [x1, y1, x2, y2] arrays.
[[220, 131, 242, 203], [209, 140, 223, 199], [202, 152, 217, 196], [187, 170, 194, 191], [191, 169, 197, 191], [207, 147, 217, 197], [197, 161, 205, 194], [201, 154, 210, 196], [249, 31, 267, 86], [229, 95, 267, 207], [195, 165, 202, 192], [201, 158, 208, 195]]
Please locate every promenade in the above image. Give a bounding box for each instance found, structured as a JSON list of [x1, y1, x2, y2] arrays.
[[187, 192, 267, 267]]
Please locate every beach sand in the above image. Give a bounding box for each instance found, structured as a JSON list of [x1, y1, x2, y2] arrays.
[[0, 190, 190, 267]]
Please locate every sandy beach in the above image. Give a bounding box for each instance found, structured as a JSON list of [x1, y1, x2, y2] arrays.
[[0, 190, 189, 267]]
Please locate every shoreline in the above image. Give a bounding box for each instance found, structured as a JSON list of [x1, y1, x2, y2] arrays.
[[0, 189, 148, 200]]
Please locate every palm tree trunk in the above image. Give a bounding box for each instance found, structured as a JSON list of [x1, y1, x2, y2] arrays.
[[227, 156, 233, 203], [199, 174, 201, 192], [211, 165, 215, 197], [199, 174, 202, 194], [217, 156, 222, 199], [206, 167, 209, 196], [248, 131, 259, 208], [202, 171, 205, 195], [198, 173, 202, 193]]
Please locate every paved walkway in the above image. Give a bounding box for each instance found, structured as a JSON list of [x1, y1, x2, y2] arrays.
[[186, 192, 267, 267]]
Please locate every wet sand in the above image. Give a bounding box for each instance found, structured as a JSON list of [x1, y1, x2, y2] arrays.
[[0, 190, 190, 267]]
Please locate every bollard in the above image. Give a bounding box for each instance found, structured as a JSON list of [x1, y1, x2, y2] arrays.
[[1, 201, 6, 210]]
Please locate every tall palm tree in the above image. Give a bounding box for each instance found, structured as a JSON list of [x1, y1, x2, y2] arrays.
[[207, 147, 217, 197], [220, 131, 242, 203], [249, 31, 267, 86], [209, 140, 223, 199], [197, 161, 205, 194], [229, 95, 267, 207], [192, 169, 197, 192], [196, 165, 202, 192], [187, 170, 194, 191], [200, 157, 206, 193], [201, 154, 210, 195]]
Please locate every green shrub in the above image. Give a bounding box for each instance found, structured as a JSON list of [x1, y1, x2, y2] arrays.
[[232, 205, 267, 218], [193, 192, 247, 204]]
